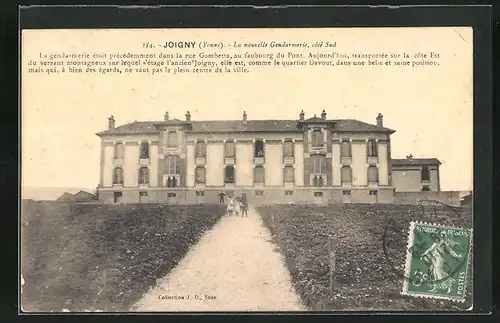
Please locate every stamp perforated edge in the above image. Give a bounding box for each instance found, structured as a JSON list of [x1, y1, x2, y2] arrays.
[[400, 221, 473, 303]]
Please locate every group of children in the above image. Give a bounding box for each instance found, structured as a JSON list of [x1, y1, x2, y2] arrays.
[[223, 193, 249, 217]]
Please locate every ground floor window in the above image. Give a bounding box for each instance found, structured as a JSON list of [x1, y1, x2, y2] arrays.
[[139, 191, 148, 197], [285, 190, 294, 196], [342, 190, 351, 196], [313, 191, 323, 197], [166, 176, 178, 188], [167, 192, 176, 198], [225, 166, 235, 184], [255, 190, 264, 196], [196, 191, 205, 196], [283, 166, 294, 183], [195, 166, 206, 184], [369, 190, 378, 196]]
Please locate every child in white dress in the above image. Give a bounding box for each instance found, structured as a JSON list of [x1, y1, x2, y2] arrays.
[[233, 197, 241, 216], [226, 197, 234, 216]]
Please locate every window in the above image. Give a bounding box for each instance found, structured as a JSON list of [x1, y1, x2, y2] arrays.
[[167, 192, 176, 197], [225, 140, 235, 158], [311, 130, 323, 148], [138, 167, 150, 184], [367, 139, 378, 157], [140, 142, 150, 159], [421, 166, 430, 181], [340, 140, 352, 158], [167, 131, 178, 148], [341, 166, 352, 184], [166, 155, 180, 174], [113, 167, 123, 184], [283, 140, 294, 158], [166, 176, 178, 188], [225, 166, 235, 183], [196, 191, 205, 196], [342, 190, 351, 195], [369, 190, 378, 196], [114, 143, 124, 159], [195, 166, 206, 184], [368, 166, 379, 183], [285, 190, 294, 196], [283, 166, 295, 183], [254, 140, 265, 157], [254, 166, 265, 184], [312, 175, 324, 187], [196, 141, 206, 158], [139, 191, 148, 196], [255, 190, 264, 196], [311, 155, 326, 173], [314, 192, 323, 197], [422, 186, 430, 192]]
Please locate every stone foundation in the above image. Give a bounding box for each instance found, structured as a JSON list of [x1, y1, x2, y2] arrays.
[[98, 186, 399, 205]]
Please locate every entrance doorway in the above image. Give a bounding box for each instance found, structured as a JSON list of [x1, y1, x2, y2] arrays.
[[114, 191, 123, 203]]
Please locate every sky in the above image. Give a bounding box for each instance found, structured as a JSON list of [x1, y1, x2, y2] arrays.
[[21, 27, 473, 191]]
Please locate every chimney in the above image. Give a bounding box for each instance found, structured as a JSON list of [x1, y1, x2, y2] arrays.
[[164, 111, 169, 121], [376, 113, 383, 127], [108, 115, 115, 129], [242, 111, 248, 124], [299, 110, 304, 121], [321, 110, 327, 120], [186, 111, 191, 121]]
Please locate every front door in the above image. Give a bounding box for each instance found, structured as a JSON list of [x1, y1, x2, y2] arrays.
[[114, 191, 122, 203]]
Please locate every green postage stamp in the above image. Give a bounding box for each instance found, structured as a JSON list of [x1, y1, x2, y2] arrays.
[[402, 221, 473, 302]]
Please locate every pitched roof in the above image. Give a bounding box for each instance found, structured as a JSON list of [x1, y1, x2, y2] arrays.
[[56, 192, 76, 201], [391, 158, 442, 166], [96, 119, 395, 136]]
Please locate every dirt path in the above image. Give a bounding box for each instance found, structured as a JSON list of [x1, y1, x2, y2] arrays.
[[132, 208, 305, 312]]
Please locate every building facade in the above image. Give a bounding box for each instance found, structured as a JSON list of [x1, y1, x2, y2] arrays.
[[96, 110, 414, 205], [391, 156, 441, 192]]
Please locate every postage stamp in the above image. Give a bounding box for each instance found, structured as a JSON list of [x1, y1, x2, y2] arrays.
[[401, 221, 472, 302]]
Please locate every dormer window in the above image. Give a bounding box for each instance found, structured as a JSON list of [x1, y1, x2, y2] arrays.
[[140, 141, 150, 159], [254, 140, 264, 157]]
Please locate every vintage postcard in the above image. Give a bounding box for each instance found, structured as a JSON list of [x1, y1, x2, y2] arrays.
[[21, 26, 473, 312]]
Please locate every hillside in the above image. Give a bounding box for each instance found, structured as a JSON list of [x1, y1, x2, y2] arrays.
[[257, 203, 473, 311], [20, 200, 225, 312]]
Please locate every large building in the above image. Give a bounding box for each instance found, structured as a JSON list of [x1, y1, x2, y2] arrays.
[[391, 156, 441, 192], [95, 110, 440, 205]]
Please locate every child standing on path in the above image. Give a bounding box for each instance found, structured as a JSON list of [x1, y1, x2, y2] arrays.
[[226, 196, 234, 216], [241, 193, 248, 217]]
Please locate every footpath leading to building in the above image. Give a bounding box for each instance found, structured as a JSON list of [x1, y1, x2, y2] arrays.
[[132, 208, 305, 312]]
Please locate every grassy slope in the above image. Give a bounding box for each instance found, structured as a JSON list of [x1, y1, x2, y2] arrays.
[[257, 203, 473, 311], [21, 201, 225, 312]]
